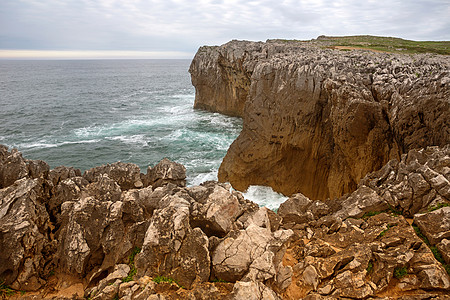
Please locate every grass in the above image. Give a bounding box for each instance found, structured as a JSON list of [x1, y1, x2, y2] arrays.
[[122, 247, 141, 283], [377, 224, 395, 238], [0, 281, 15, 298], [362, 211, 383, 219], [153, 276, 185, 289], [394, 267, 408, 279], [316, 35, 450, 55], [366, 261, 373, 273], [211, 278, 229, 283], [428, 202, 450, 212]]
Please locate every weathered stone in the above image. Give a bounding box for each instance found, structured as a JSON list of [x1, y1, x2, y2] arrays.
[[230, 281, 281, 300], [414, 207, 450, 245], [135, 193, 210, 289], [48, 165, 82, 187], [148, 158, 186, 188], [0, 178, 52, 291], [83, 161, 142, 190], [0, 146, 29, 188], [437, 239, 450, 264], [212, 223, 293, 283]]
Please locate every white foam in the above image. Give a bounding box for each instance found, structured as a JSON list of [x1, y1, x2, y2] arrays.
[[106, 134, 148, 147], [18, 139, 100, 150], [188, 170, 218, 186], [242, 185, 288, 211]]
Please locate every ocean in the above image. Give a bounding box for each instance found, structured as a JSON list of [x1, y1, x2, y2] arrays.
[[0, 59, 287, 209]]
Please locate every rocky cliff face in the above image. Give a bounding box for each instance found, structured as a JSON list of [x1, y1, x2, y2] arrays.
[[189, 40, 450, 200], [1, 145, 450, 299]]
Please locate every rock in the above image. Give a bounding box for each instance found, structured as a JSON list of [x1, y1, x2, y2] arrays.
[[0, 146, 29, 188], [83, 161, 142, 190], [414, 207, 450, 245], [56, 186, 146, 283], [147, 158, 186, 188], [278, 193, 329, 226], [48, 165, 82, 187], [26, 159, 50, 180], [211, 223, 293, 283], [0, 178, 52, 291], [135, 193, 210, 289], [230, 281, 281, 300], [49, 176, 88, 221], [437, 239, 450, 264], [191, 40, 450, 200], [190, 183, 245, 237]]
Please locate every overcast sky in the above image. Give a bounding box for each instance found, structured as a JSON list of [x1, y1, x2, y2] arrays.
[[0, 0, 449, 59]]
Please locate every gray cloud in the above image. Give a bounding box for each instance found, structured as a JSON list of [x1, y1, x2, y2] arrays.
[[0, 0, 449, 57]]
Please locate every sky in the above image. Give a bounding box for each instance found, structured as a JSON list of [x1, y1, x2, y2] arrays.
[[0, 0, 449, 59]]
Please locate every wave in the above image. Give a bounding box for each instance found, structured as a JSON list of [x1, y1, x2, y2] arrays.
[[16, 139, 101, 150], [242, 186, 288, 211]]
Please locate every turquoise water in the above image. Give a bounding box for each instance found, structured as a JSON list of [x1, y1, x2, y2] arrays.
[[0, 59, 287, 208], [0, 59, 243, 185]]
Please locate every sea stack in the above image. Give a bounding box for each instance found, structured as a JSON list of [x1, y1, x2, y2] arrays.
[[189, 39, 450, 200]]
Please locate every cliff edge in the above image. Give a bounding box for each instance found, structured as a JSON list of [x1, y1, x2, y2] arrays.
[[189, 39, 450, 200]]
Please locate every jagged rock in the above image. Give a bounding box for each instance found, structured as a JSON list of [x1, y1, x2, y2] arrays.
[[0, 146, 29, 188], [437, 239, 450, 264], [26, 159, 50, 180], [83, 161, 142, 190], [49, 176, 88, 221], [135, 193, 210, 289], [84, 174, 122, 202], [231, 281, 281, 300], [191, 40, 450, 200], [147, 158, 187, 188], [56, 187, 146, 283], [414, 207, 450, 245], [211, 223, 293, 283], [278, 193, 329, 226], [48, 165, 82, 187], [361, 145, 450, 216], [190, 183, 246, 237], [0, 178, 52, 291]]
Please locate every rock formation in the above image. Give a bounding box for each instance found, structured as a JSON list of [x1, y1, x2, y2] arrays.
[[1, 144, 449, 299], [190, 40, 450, 200]]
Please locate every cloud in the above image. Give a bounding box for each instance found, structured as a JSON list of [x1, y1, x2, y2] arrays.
[[0, 0, 449, 58]]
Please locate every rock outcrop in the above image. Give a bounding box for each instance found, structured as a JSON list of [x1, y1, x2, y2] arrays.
[[190, 39, 450, 200]]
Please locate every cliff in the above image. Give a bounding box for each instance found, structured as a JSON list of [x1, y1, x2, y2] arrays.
[[1, 145, 450, 299], [189, 39, 450, 200]]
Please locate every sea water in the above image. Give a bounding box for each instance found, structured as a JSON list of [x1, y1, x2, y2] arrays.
[[0, 59, 287, 209]]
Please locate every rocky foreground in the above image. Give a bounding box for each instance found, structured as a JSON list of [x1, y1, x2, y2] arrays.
[[189, 39, 450, 200], [1, 143, 450, 299]]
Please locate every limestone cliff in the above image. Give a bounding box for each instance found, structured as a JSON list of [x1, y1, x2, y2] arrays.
[[189, 40, 450, 200]]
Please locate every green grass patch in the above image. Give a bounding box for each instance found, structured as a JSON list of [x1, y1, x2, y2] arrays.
[[153, 275, 185, 289], [394, 267, 408, 279], [211, 278, 229, 283], [366, 261, 373, 273], [0, 281, 15, 297], [362, 211, 383, 219], [377, 224, 395, 238], [428, 202, 450, 212], [317, 35, 450, 55], [122, 247, 141, 283]]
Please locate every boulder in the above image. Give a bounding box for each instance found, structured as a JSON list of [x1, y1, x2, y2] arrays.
[[414, 207, 450, 245], [83, 161, 142, 190], [211, 223, 293, 284], [0, 178, 52, 291], [147, 158, 186, 188], [0, 146, 29, 188], [135, 193, 210, 289], [230, 281, 281, 300]]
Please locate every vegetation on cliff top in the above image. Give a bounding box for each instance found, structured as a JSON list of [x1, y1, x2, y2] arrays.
[[271, 35, 450, 55]]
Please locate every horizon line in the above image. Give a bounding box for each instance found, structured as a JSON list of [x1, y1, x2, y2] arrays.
[[0, 49, 195, 60]]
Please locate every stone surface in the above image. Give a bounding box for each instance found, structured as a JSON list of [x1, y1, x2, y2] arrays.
[[148, 158, 187, 188], [0, 146, 29, 188], [83, 161, 142, 190], [0, 178, 52, 291], [190, 40, 450, 200], [414, 207, 450, 245]]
